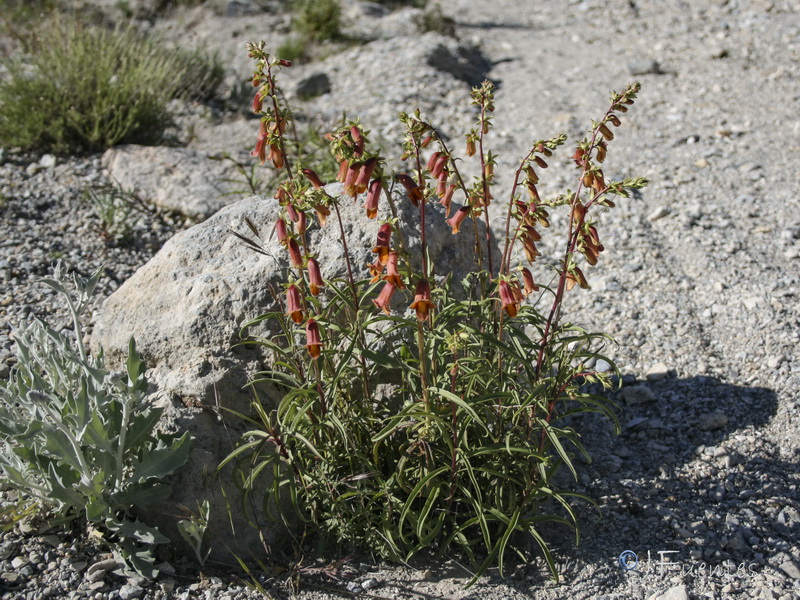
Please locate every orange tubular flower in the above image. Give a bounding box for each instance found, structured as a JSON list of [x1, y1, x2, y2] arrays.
[[367, 257, 385, 283], [396, 174, 423, 206], [372, 281, 397, 315], [336, 159, 349, 183], [439, 184, 456, 217], [275, 218, 288, 246], [372, 223, 392, 265], [409, 279, 434, 322], [446, 206, 471, 234], [344, 162, 361, 197], [498, 280, 519, 318], [314, 204, 330, 227], [252, 132, 267, 163], [383, 252, 405, 288], [305, 318, 322, 358], [286, 284, 304, 324], [252, 92, 263, 113], [307, 258, 324, 295], [288, 238, 303, 268], [302, 168, 324, 190], [521, 267, 539, 296], [365, 179, 381, 219], [355, 157, 377, 195]]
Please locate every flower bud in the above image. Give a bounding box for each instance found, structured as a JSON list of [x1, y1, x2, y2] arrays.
[[608, 114, 621, 127], [466, 137, 477, 157], [275, 218, 288, 246], [288, 238, 303, 268], [351, 125, 364, 157], [533, 155, 548, 169]]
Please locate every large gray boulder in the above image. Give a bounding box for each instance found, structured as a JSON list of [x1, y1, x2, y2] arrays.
[[90, 184, 495, 564], [101, 146, 245, 221]]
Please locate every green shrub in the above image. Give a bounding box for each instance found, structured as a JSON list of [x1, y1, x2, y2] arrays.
[[0, 18, 223, 154], [0, 263, 191, 577], [227, 43, 647, 582], [292, 0, 342, 43]]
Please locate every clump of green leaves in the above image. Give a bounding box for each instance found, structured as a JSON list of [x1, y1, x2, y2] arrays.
[[0, 263, 191, 577], [278, 0, 342, 62], [227, 43, 647, 583], [0, 17, 223, 154]]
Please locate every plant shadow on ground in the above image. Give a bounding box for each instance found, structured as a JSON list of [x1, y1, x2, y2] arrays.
[[257, 378, 786, 599], [518, 375, 789, 592]]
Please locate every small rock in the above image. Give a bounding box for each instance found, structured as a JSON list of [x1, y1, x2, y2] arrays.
[[778, 560, 800, 579], [698, 412, 728, 431], [0, 572, 19, 584], [11, 556, 29, 569], [628, 59, 663, 75], [345, 581, 364, 594], [647, 584, 689, 600], [619, 385, 656, 405], [41, 535, 61, 547], [595, 358, 612, 372], [647, 206, 670, 221], [160, 579, 176, 593], [645, 362, 669, 381], [39, 154, 57, 169], [361, 578, 379, 590], [87, 557, 119, 581], [118, 583, 144, 600], [694, 158, 708, 168], [69, 561, 87, 572], [295, 72, 332, 99]]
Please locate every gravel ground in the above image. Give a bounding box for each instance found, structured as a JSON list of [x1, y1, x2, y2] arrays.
[[2, 0, 800, 599]]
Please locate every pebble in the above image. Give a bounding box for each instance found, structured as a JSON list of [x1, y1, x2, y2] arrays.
[[118, 583, 145, 599], [778, 560, 800, 579], [619, 385, 656, 405], [647, 206, 670, 221], [645, 362, 669, 381], [698, 412, 729, 431]]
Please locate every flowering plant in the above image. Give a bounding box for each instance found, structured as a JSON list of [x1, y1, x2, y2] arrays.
[[224, 41, 647, 581]]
